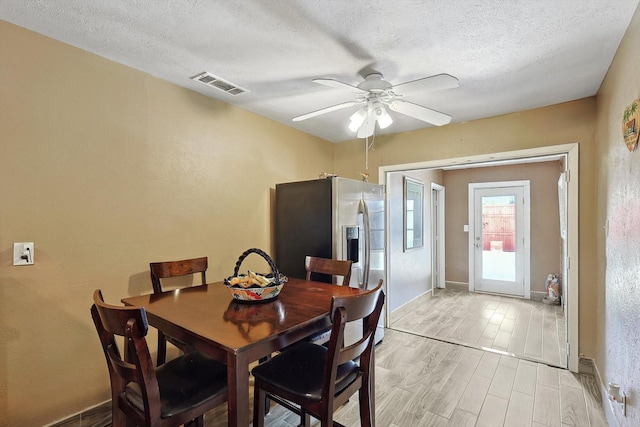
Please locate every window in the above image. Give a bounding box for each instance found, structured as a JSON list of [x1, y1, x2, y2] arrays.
[[404, 177, 424, 251]]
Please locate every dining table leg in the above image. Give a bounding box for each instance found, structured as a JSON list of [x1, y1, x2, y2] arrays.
[[227, 352, 250, 427]]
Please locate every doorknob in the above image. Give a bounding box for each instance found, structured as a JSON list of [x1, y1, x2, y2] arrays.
[[475, 236, 481, 248]]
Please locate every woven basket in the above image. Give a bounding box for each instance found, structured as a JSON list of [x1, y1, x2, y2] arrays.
[[224, 248, 287, 303]]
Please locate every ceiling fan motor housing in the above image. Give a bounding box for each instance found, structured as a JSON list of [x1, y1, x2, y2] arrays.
[[357, 73, 393, 92]]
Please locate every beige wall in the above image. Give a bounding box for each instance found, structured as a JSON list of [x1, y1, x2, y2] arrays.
[[443, 162, 563, 294], [0, 21, 334, 426], [594, 3, 640, 425]]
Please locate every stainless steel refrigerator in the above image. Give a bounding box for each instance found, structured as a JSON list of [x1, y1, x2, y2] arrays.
[[275, 177, 385, 343]]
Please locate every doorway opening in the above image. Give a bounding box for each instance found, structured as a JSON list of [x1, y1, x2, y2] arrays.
[[380, 143, 578, 371]]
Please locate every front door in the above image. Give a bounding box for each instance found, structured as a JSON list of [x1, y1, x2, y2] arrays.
[[469, 181, 530, 298]]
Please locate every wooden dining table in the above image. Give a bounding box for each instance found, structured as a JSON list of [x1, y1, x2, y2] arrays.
[[121, 277, 368, 427]]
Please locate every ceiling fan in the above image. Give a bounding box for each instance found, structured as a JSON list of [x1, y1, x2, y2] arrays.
[[293, 72, 459, 138]]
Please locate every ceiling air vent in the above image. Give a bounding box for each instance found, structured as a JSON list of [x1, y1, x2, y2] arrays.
[[190, 72, 248, 95]]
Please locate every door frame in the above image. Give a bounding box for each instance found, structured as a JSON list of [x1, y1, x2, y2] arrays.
[[431, 183, 446, 293], [380, 143, 579, 372], [468, 180, 531, 299]]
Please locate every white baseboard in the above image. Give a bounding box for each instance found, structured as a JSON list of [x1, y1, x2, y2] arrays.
[[582, 357, 622, 427], [445, 281, 468, 291], [530, 290, 546, 302]]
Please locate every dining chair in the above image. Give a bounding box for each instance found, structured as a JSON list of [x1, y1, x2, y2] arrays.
[[91, 289, 228, 427], [305, 255, 353, 286], [261, 256, 354, 414], [301, 256, 354, 347], [150, 256, 207, 365], [252, 280, 385, 427]]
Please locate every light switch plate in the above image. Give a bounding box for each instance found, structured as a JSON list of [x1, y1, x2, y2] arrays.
[[13, 242, 34, 265]]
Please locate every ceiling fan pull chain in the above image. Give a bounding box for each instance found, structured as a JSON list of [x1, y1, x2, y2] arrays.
[[365, 136, 369, 170], [364, 131, 376, 170]]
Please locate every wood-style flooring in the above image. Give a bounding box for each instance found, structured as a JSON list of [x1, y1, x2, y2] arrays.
[[390, 287, 567, 368], [199, 328, 607, 427], [72, 329, 606, 427]]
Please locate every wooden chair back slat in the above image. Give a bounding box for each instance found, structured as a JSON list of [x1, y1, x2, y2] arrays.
[[304, 256, 352, 286], [150, 256, 208, 293]]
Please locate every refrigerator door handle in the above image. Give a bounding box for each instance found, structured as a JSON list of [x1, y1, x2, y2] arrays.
[[358, 199, 371, 289]]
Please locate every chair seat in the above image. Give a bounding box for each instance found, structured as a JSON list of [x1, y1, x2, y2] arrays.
[[251, 342, 359, 402], [125, 350, 228, 418]]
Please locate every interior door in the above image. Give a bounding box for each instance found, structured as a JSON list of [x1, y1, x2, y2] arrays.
[[431, 183, 445, 294], [469, 182, 530, 298]]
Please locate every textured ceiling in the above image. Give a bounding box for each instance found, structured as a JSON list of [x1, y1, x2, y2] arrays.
[[2, 1, 639, 142]]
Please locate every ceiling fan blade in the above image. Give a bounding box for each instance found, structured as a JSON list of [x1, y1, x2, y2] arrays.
[[313, 78, 366, 93], [388, 100, 452, 126], [391, 73, 459, 93], [292, 101, 358, 122]]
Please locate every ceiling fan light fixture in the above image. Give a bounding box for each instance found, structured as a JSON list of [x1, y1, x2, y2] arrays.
[[357, 114, 375, 138], [348, 108, 367, 132], [377, 113, 393, 129], [373, 102, 393, 129]]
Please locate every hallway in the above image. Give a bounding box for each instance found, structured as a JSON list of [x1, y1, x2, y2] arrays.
[[390, 287, 566, 368]]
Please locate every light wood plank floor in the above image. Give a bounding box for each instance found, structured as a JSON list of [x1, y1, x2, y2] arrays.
[[202, 329, 607, 427], [390, 288, 567, 368]]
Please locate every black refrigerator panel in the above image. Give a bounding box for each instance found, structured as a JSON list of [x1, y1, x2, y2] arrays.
[[275, 179, 333, 282], [276, 177, 385, 345]]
